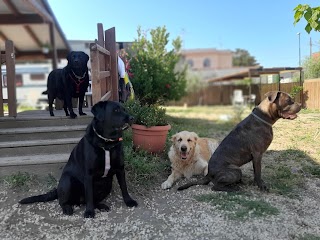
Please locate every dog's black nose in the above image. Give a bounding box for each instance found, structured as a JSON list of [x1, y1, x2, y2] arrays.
[[181, 146, 187, 152]]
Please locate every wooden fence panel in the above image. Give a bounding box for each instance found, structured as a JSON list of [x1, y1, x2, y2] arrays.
[[303, 79, 320, 109], [170, 82, 306, 107]]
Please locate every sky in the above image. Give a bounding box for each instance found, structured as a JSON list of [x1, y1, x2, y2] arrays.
[[48, 0, 320, 68]]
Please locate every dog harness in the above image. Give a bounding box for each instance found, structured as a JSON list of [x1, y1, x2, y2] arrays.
[[69, 70, 87, 94]]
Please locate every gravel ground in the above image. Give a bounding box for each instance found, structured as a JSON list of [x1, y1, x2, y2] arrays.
[[1, 173, 320, 240], [1, 113, 320, 239]]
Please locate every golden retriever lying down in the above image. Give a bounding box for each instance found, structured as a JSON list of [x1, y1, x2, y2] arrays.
[[161, 131, 219, 189]]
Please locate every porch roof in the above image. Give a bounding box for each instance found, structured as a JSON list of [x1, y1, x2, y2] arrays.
[[0, 0, 70, 61], [207, 66, 303, 83]]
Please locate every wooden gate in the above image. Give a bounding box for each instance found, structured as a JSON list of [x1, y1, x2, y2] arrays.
[[0, 40, 16, 117], [89, 24, 118, 104]]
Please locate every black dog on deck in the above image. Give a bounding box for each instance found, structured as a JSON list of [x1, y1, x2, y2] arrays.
[[19, 101, 138, 218], [43, 51, 89, 118]]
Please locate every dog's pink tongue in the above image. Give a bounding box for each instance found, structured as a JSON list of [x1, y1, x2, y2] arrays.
[[283, 113, 297, 120], [181, 152, 187, 159]]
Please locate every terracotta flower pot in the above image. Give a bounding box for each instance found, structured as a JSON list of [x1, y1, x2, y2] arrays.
[[131, 124, 171, 154]]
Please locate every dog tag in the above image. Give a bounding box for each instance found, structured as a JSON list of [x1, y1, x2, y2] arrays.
[[102, 150, 111, 177]]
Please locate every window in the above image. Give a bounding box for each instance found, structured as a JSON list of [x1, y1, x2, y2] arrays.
[[187, 59, 194, 68], [2, 74, 23, 87], [30, 74, 45, 81], [203, 58, 211, 68], [16, 75, 23, 87], [2, 75, 7, 87]]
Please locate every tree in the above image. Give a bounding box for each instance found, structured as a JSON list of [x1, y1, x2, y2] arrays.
[[302, 56, 320, 79], [294, 4, 320, 33], [129, 26, 187, 105], [232, 48, 258, 66]]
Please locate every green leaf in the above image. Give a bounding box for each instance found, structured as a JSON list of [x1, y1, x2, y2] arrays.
[[305, 23, 312, 33], [304, 10, 312, 21]]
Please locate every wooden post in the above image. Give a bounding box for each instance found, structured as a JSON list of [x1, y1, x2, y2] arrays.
[[97, 23, 104, 47], [90, 43, 101, 105], [5, 40, 16, 117], [49, 22, 58, 70], [105, 27, 118, 102]]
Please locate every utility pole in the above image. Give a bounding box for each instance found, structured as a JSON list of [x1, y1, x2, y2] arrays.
[[310, 37, 312, 57], [297, 32, 301, 66]]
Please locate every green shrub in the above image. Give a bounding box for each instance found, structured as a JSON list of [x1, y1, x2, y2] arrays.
[[123, 99, 169, 127]]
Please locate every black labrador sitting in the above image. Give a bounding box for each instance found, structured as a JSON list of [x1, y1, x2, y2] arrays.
[[43, 51, 89, 118], [19, 101, 138, 218]]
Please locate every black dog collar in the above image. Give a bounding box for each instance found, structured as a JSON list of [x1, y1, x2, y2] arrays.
[[251, 108, 273, 127], [71, 69, 86, 79], [93, 126, 123, 142]]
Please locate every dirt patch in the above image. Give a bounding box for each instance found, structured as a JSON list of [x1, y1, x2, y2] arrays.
[[1, 112, 320, 239]]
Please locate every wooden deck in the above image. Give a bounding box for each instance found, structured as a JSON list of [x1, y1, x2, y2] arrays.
[[0, 108, 94, 121]]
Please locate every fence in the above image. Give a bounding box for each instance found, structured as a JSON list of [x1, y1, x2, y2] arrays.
[[303, 79, 320, 110], [170, 82, 304, 107]]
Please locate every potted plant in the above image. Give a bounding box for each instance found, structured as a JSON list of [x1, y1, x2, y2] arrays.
[[123, 26, 187, 153], [123, 99, 171, 154]]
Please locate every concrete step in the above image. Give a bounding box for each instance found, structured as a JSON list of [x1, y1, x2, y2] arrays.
[[0, 115, 92, 129], [0, 138, 80, 157], [0, 153, 69, 167], [0, 125, 87, 142]]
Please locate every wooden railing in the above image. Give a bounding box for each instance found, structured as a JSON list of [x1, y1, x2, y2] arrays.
[[89, 24, 118, 104], [0, 40, 16, 117]]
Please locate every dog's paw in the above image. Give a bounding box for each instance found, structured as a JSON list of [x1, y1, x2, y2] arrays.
[[62, 205, 73, 215], [69, 113, 77, 119], [161, 181, 172, 190], [255, 179, 269, 192], [95, 203, 110, 212], [84, 209, 95, 218], [125, 199, 138, 208]]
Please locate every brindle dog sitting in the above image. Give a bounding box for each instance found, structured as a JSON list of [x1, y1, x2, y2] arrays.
[[178, 91, 301, 192]]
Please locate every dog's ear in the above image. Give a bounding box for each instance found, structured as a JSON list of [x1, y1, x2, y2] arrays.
[[265, 91, 280, 103], [171, 133, 178, 142], [83, 52, 89, 63], [91, 101, 107, 120], [191, 132, 198, 142], [66, 51, 74, 62]]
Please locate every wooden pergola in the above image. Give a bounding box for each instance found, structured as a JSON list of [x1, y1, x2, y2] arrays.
[[0, 0, 71, 117]]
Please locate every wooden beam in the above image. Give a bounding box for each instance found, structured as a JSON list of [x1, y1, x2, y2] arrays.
[[90, 43, 102, 105], [49, 22, 58, 69], [97, 23, 104, 48], [3, 0, 19, 15], [23, 0, 53, 23], [0, 14, 44, 24], [99, 71, 110, 79], [101, 91, 112, 101], [0, 31, 20, 54], [105, 27, 118, 101], [24, 25, 42, 47], [5, 40, 16, 117]]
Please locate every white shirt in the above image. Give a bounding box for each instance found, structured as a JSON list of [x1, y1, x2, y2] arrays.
[[118, 56, 125, 78]]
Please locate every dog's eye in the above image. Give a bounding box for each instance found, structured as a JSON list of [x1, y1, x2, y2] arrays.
[[114, 108, 120, 113], [178, 138, 182, 142], [187, 139, 192, 142]]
